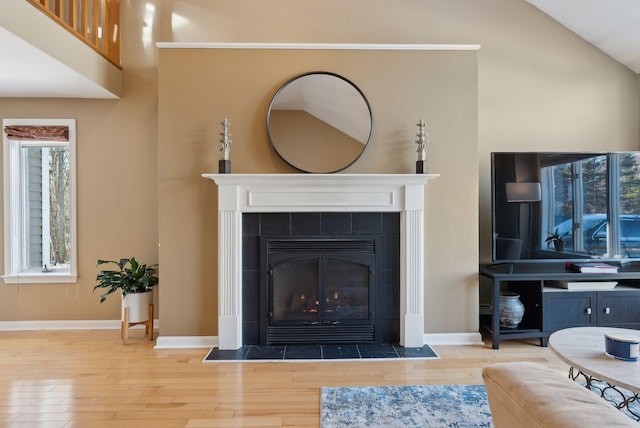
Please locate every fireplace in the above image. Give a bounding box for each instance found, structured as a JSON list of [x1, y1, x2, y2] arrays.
[[202, 174, 438, 350], [242, 213, 398, 345], [261, 236, 382, 344]]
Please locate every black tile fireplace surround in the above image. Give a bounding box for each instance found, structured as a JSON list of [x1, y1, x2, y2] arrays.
[[242, 212, 400, 345]]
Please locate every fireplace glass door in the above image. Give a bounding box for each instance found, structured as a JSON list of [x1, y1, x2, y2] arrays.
[[271, 257, 370, 325], [262, 238, 379, 344]]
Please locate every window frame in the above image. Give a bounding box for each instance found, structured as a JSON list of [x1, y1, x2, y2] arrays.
[[2, 118, 77, 284]]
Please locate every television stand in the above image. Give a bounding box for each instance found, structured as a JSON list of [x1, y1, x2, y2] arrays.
[[479, 261, 640, 349], [484, 262, 515, 273]]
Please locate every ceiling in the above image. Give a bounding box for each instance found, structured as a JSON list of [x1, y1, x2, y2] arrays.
[[0, 26, 116, 99], [527, 0, 640, 73], [0, 1, 638, 98]]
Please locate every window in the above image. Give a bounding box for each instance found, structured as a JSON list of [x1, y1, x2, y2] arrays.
[[2, 119, 77, 283]]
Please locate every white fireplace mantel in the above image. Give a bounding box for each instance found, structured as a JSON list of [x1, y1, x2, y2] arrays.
[[202, 173, 438, 349]]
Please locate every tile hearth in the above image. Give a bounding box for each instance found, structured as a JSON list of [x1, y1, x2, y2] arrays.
[[204, 344, 439, 361]]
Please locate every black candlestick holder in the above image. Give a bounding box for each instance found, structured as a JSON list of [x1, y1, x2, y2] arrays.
[[416, 160, 426, 174], [219, 159, 231, 174]]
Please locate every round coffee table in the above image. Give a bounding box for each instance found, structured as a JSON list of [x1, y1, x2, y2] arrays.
[[549, 326, 640, 419]]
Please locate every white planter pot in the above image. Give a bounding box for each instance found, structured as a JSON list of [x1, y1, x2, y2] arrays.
[[122, 290, 153, 323]]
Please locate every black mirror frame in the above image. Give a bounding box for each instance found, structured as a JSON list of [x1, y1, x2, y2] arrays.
[[266, 71, 373, 173]]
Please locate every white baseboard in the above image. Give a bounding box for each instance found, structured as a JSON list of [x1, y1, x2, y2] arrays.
[[154, 335, 217, 349], [0, 319, 159, 331], [424, 332, 484, 346], [155, 332, 484, 349], [0, 321, 483, 349]]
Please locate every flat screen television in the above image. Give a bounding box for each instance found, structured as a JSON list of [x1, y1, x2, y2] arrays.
[[491, 151, 640, 263]]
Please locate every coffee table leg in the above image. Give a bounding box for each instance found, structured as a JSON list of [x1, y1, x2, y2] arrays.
[[568, 367, 591, 385], [568, 367, 640, 421]]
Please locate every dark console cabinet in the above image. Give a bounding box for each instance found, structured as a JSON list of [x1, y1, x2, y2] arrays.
[[543, 289, 640, 332], [480, 262, 640, 349]]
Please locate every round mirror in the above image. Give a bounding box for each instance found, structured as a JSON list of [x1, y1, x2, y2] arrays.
[[266, 72, 373, 173]]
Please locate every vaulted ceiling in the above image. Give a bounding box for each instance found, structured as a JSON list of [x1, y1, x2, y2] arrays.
[[0, 26, 116, 98], [527, 0, 640, 73]]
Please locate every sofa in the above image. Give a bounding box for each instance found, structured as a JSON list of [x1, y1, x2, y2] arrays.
[[482, 362, 637, 427]]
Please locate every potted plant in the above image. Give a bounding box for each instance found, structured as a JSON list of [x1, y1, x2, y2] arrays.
[[94, 257, 159, 324], [545, 229, 569, 251]]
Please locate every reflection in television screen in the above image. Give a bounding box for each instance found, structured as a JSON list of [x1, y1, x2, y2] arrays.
[[492, 152, 640, 263]]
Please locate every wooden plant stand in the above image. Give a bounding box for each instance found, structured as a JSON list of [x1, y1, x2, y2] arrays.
[[121, 303, 154, 345]]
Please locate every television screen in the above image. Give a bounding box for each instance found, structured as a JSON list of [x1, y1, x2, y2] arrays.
[[492, 152, 640, 262]]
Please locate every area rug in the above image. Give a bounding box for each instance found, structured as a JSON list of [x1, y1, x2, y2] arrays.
[[588, 380, 640, 421], [320, 384, 493, 428]]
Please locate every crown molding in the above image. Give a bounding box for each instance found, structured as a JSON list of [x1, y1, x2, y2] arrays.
[[156, 42, 481, 51]]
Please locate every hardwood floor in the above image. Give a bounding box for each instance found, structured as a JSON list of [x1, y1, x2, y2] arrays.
[[0, 330, 569, 427]]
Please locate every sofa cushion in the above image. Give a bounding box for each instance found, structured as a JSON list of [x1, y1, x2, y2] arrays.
[[482, 362, 637, 428]]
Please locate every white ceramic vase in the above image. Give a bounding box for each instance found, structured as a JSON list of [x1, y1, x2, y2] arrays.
[[122, 290, 153, 323], [499, 292, 525, 329]]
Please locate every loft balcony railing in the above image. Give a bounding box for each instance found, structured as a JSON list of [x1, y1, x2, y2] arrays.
[[27, 0, 121, 68]]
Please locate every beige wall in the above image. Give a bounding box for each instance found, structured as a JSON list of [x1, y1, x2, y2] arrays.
[[158, 47, 478, 336], [1, 0, 638, 339]]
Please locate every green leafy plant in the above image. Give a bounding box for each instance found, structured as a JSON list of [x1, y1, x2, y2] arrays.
[[545, 228, 569, 247], [94, 257, 159, 303]]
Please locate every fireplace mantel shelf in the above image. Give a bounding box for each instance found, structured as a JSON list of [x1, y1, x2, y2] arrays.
[[203, 173, 439, 184], [202, 173, 439, 213], [203, 172, 439, 349]]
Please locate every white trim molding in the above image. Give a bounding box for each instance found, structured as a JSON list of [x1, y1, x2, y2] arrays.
[[0, 319, 159, 331], [424, 332, 485, 346], [157, 42, 481, 51], [2, 273, 78, 284], [154, 336, 217, 349]]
